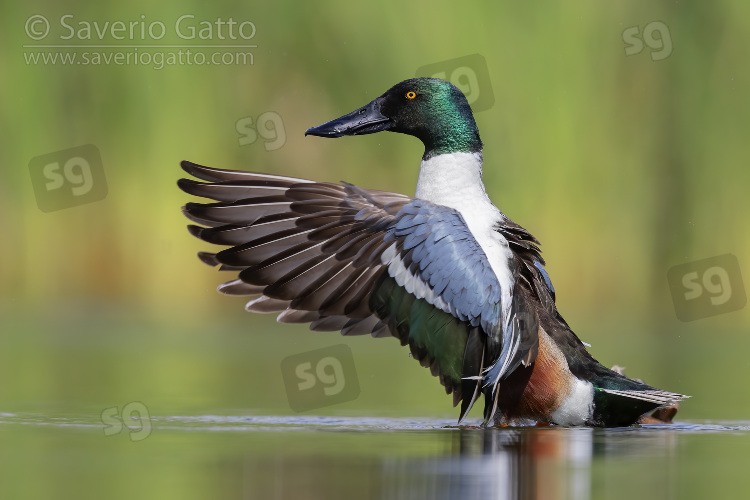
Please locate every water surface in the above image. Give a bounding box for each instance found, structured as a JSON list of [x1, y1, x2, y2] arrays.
[[2, 413, 748, 499]]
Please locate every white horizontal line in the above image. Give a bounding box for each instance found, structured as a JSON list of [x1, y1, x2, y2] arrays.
[[23, 45, 258, 48]]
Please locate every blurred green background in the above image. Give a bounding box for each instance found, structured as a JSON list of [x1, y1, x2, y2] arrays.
[[1, 0, 749, 425]]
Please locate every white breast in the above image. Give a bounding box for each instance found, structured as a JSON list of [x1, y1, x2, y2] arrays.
[[415, 152, 515, 325]]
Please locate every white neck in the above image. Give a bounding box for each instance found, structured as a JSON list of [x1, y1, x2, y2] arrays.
[[415, 152, 496, 214]]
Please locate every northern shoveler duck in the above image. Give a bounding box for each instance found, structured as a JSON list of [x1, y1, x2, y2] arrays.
[[179, 78, 688, 427]]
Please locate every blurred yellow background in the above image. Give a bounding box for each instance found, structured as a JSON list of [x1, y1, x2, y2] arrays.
[[1, 0, 749, 423]]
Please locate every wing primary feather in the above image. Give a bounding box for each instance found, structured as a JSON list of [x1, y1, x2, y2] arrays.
[[180, 161, 314, 184], [197, 252, 220, 267], [458, 327, 485, 423]]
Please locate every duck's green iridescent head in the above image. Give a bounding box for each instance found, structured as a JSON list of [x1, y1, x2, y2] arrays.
[[305, 77, 483, 159]]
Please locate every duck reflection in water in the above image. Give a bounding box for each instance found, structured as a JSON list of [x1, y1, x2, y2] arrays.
[[380, 426, 678, 500]]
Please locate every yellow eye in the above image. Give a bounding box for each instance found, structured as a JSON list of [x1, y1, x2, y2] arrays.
[[406, 91, 416, 99]]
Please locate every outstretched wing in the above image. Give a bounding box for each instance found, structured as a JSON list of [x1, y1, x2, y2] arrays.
[[179, 160, 540, 421]]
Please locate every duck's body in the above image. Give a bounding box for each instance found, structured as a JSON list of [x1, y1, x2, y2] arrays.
[[180, 78, 686, 426]]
